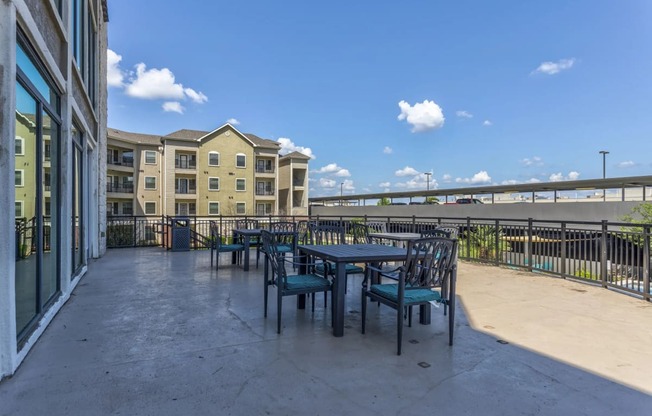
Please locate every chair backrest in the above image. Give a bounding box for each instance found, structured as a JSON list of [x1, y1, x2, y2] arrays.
[[236, 219, 259, 230], [436, 225, 459, 239], [420, 229, 451, 238], [210, 220, 224, 249], [366, 221, 387, 233], [270, 221, 297, 247], [350, 222, 371, 244], [309, 224, 346, 245], [401, 237, 458, 291], [261, 230, 288, 286]]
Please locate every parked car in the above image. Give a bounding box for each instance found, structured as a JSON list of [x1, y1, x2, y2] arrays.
[[445, 198, 483, 204]]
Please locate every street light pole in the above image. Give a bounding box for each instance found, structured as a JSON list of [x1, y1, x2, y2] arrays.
[[340, 182, 344, 206], [424, 172, 432, 191], [599, 150, 609, 201]]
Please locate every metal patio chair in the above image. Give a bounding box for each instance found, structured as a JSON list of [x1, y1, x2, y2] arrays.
[[209, 221, 244, 273]]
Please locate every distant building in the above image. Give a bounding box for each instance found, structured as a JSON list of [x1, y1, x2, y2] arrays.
[[107, 123, 310, 218], [1, 0, 108, 377]]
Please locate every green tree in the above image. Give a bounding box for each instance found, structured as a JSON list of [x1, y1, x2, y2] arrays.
[[377, 197, 390, 206], [620, 202, 652, 247], [459, 225, 510, 261], [425, 196, 439, 204]]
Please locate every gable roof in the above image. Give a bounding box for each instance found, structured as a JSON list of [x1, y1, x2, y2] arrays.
[[163, 129, 209, 141], [280, 151, 311, 160], [163, 123, 280, 150], [244, 133, 281, 149], [108, 128, 162, 146]]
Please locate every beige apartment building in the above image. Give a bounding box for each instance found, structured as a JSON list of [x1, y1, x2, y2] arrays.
[[107, 123, 310, 217]]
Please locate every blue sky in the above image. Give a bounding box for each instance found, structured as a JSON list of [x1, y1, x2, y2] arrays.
[[107, 0, 652, 197]]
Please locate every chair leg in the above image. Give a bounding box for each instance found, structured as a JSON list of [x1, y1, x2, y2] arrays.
[[277, 293, 283, 334], [408, 306, 412, 328], [264, 271, 269, 318], [397, 303, 404, 356], [312, 292, 316, 312], [448, 298, 455, 346], [361, 292, 367, 334]]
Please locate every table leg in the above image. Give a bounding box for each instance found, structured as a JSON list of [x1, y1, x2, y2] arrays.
[[332, 262, 346, 337], [243, 235, 251, 271], [419, 304, 431, 325], [231, 231, 237, 265], [297, 252, 306, 309]]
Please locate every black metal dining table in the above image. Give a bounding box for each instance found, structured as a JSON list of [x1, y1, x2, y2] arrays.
[[297, 243, 409, 337], [232, 228, 262, 271]]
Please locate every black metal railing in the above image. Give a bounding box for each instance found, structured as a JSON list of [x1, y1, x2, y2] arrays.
[[108, 159, 134, 167], [105, 214, 652, 301], [175, 188, 196, 194], [255, 166, 275, 173], [255, 188, 275, 196], [175, 161, 197, 169], [107, 183, 134, 193]]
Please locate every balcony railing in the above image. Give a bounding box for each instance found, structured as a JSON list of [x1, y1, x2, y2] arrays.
[[255, 188, 275, 196], [175, 161, 197, 169], [175, 188, 197, 194], [107, 184, 134, 193], [293, 179, 305, 186], [108, 159, 134, 167], [255, 166, 275, 173]]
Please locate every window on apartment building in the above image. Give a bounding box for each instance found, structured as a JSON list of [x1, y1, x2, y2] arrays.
[[236, 178, 246, 191], [175, 178, 196, 194], [72, 0, 98, 105], [236, 153, 246, 168], [175, 153, 196, 169], [107, 148, 118, 164], [108, 202, 118, 216], [208, 177, 220, 191], [122, 202, 133, 215], [15, 201, 24, 218], [208, 202, 220, 215], [256, 203, 272, 215], [236, 202, 246, 215], [15, 137, 24, 155], [122, 150, 134, 166], [15, 170, 24, 187], [144, 150, 156, 164], [208, 152, 220, 166], [144, 176, 156, 190], [144, 202, 156, 215]]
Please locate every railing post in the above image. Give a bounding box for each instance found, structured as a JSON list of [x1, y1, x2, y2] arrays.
[[466, 217, 471, 259], [527, 218, 533, 272], [412, 215, 416, 232], [495, 219, 500, 266], [560, 222, 567, 278], [133, 216, 137, 248], [644, 225, 650, 301], [601, 220, 608, 288]]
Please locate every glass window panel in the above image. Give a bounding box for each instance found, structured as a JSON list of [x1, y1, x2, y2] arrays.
[[14, 82, 38, 335], [209, 178, 219, 190], [145, 151, 156, 164], [236, 154, 246, 168], [236, 203, 246, 215], [41, 110, 58, 305], [16, 43, 57, 109], [236, 178, 245, 191], [145, 177, 156, 189], [144, 202, 156, 215], [72, 132, 84, 274], [209, 202, 219, 215], [209, 152, 219, 166]]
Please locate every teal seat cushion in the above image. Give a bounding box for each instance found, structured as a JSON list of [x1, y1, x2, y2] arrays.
[[277, 244, 294, 253], [370, 284, 442, 305], [315, 262, 364, 275], [220, 244, 244, 252], [286, 274, 331, 291]]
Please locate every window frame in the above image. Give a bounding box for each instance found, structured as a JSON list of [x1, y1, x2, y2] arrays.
[[144, 176, 157, 190], [208, 151, 220, 167], [144, 150, 157, 165], [208, 201, 220, 216], [208, 177, 220, 191], [235, 178, 246, 192], [15, 169, 24, 187], [144, 201, 156, 215], [15, 200, 24, 218], [236, 153, 246, 168], [15, 136, 24, 155], [236, 202, 246, 215]]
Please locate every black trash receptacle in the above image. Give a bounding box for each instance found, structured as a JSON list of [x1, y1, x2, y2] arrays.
[[170, 217, 191, 251]]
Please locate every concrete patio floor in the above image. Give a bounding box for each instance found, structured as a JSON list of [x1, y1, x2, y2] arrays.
[[1, 248, 651, 415]]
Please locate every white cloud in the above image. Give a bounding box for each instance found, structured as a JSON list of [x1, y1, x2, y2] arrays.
[[162, 101, 184, 114], [549, 171, 580, 182], [532, 58, 576, 75], [397, 100, 445, 133], [442, 174, 452, 183], [278, 137, 315, 159], [501, 179, 519, 185], [527, 178, 542, 183], [456, 171, 492, 184], [395, 166, 419, 177], [521, 156, 544, 167], [334, 169, 351, 177], [319, 178, 336, 188], [395, 173, 439, 189], [342, 179, 355, 192], [226, 118, 240, 125], [456, 110, 473, 119], [383, 146, 393, 154], [313, 163, 341, 174], [107, 49, 124, 87], [482, 120, 492, 126], [617, 160, 636, 168], [379, 182, 391, 188], [184, 88, 208, 104], [125, 62, 208, 104]]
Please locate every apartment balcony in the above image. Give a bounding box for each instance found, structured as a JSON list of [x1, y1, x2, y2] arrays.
[[107, 159, 135, 173], [175, 161, 197, 172], [292, 179, 305, 189], [175, 188, 197, 198], [255, 166, 275, 174], [1, 246, 649, 414], [107, 184, 134, 194], [255, 188, 275, 196]]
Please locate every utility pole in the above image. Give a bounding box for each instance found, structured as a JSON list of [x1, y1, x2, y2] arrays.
[[599, 150, 609, 201], [424, 172, 432, 191]]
